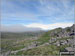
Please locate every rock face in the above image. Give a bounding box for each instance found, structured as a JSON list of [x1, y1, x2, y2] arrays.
[[47, 24, 75, 52], [54, 24, 74, 36]]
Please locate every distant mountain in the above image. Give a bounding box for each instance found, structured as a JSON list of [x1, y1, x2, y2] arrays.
[[1, 24, 43, 32]]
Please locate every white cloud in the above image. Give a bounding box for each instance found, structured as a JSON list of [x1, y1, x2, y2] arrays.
[[2, 0, 74, 27], [25, 23, 49, 30], [25, 23, 73, 30]]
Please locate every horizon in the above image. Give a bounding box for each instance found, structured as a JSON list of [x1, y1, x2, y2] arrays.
[[1, 24, 74, 32], [1, 0, 74, 31]]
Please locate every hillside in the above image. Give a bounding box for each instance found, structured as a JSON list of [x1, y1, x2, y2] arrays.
[[1, 24, 75, 55], [16, 24, 75, 55], [37, 24, 75, 45]]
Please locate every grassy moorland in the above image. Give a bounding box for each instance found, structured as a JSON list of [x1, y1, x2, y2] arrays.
[[1, 24, 75, 56]]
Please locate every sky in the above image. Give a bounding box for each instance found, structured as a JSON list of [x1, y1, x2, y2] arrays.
[[1, 0, 75, 31]]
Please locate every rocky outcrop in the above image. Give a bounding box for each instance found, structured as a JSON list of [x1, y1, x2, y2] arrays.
[[48, 24, 75, 52]]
